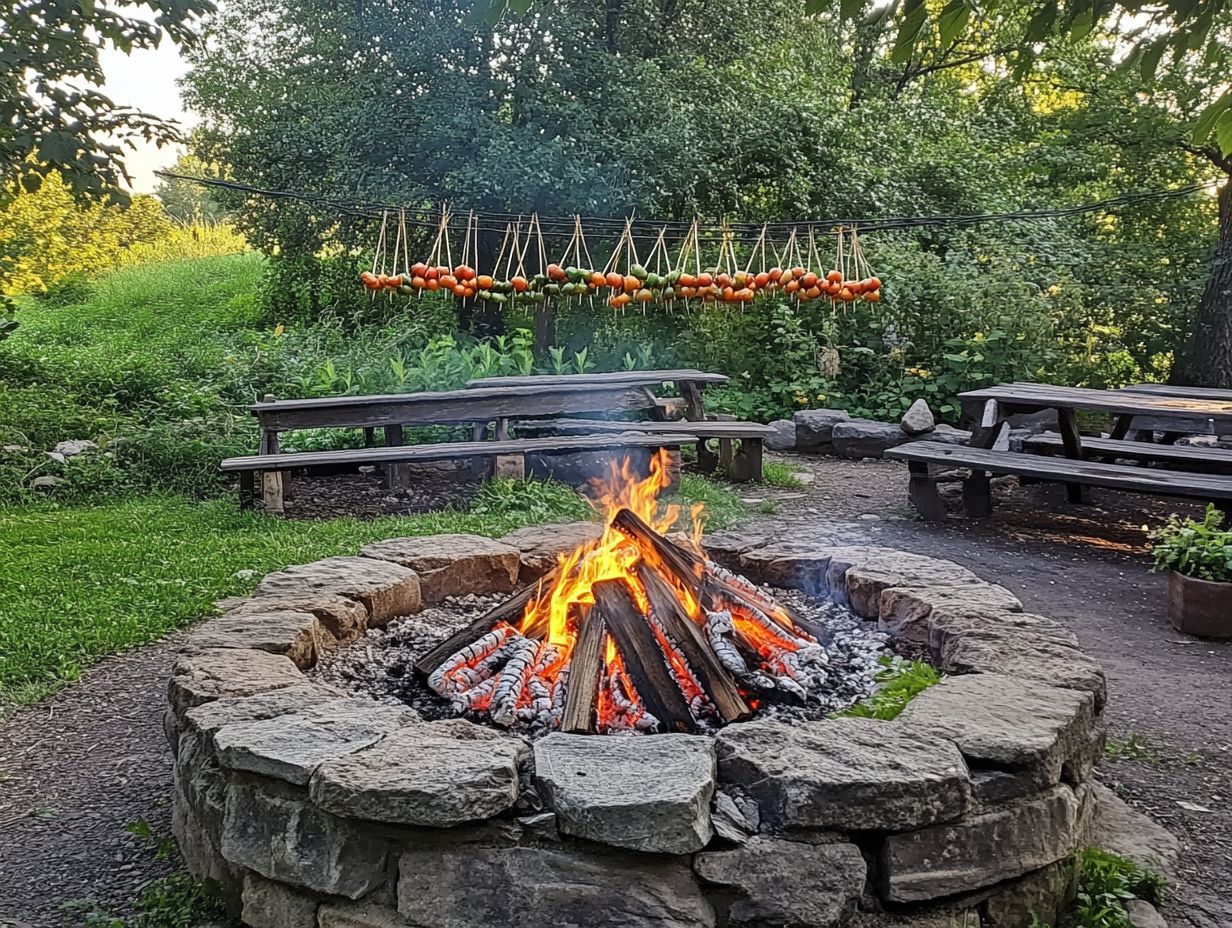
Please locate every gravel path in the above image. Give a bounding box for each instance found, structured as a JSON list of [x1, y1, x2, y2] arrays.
[[1, 455, 1229, 927]]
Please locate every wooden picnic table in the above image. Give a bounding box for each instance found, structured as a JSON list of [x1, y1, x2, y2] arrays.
[[959, 382, 1232, 504], [465, 369, 729, 420]]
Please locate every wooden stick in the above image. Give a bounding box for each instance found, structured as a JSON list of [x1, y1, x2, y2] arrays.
[[638, 567, 751, 722], [561, 606, 606, 734], [593, 580, 696, 732], [414, 568, 558, 676]]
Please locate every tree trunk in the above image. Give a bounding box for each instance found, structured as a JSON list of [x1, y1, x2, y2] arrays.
[[1173, 178, 1232, 388]]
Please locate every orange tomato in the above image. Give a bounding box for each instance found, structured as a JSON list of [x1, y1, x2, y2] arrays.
[[790, 267, 806, 280], [476, 275, 494, 290], [412, 276, 427, 289], [605, 272, 622, 289], [753, 271, 770, 288], [739, 288, 755, 303], [454, 265, 474, 280], [825, 269, 842, 284], [804, 285, 822, 300], [440, 274, 458, 289], [511, 276, 529, 292], [696, 272, 714, 288], [839, 287, 855, 302], [784, 279, 801, 294], [635, 288, 653, 302], [767, 267, 783, 282], [590, 272, 607, 287], [801, 272, 818, 288], [867, 276, 881, 290], [678, 273, 697, 288], [865, 290, 882, 302], [623, 274, 640, 292], [426, 279, 440, 291], [547, 263, 566, 281], [411, 262, 428, 277], [359, 272, 378, 288]]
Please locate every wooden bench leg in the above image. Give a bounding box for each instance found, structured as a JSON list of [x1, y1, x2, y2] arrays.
[[679, 380, 705, 421], [697, 439, 719, 474], [239, 471, 257, 509], [384, 424, 408, 489], [718, 437, 735, 473], [1057, 409, 1091, 504], [908, 462, 947, 521], [363, 427, 376, 447], [728, 438, 763, 482], [962, 472, 992, 518], [259, 429, 284, 514], [492, 453, 526, 480]]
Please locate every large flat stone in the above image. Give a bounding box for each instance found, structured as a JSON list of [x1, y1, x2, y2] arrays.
[[397, 845, 714, 928], [840, 552, 983, 619], [882, 784, 1086, 901], [212, 700, 416, 785], [832, 419, 908, 459], [499, 522, 604, 579], [183, 682, 347, 738], [241, 872, 319, 928], [168, 648, 305, 716], [738, 542, 837, 594], [221, 778, 389, 899], [318, 902, 406, 928], [360, 534, 519, 601], [765, 419, 796, 451], [794, 409, 850, 453], [716, 718, 971, 831], [978, 856, 1081, 928], [1090, 783, 1181, 882], [255, 556, 421, 627], [230, 593, 369, 646], [184, 610, 323, 669], [694, 837, 866, 928], [878, 585, 1024, 648], [311, 719, 527, 826], [897, 674, 1095, 791], [534, 732, 715, 853]]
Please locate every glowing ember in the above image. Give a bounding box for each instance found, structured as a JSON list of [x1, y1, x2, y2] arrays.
[[423, 451, 829, 734]]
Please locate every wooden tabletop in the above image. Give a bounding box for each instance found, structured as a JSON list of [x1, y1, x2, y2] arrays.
[[464, 369, 729, 389], [959, 382, 1232, 424], [1123, 383, 1232, 402]]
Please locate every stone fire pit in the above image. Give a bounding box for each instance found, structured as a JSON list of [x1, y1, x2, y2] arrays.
[[166, 525, 1108, 928]]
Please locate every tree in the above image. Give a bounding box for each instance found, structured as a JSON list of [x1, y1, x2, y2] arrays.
[[0, 0, 213, 204], [154, 147, 228, 223]]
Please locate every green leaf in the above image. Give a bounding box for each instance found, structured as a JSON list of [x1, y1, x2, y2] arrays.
[[838, 0, 864, 21], [1138, 38, 1167, 82], [1193, 92, 1232, 146], [1215, 110, 1232, 158], [891, 0, 928, 65], [1069, 8, 1096, 41], [506, 0, 533, 13], [937, 0, 972, 49], [1025, 5, 1056, 43]]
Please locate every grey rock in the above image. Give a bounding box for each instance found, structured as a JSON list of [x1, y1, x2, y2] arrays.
[[360, 534, 519, 602], [53, 438, 98, 457], [712, 791, 755, 844], [171, 730, 238, 896], [230, 593, 369, 646], [738, 542, 837, 595], [1126, 899, 1168, 928], [979, 856, 1081, 928], [1063, 718, 1107, 785], [241, 872, 318, 928], [969, 769, 1040, 806], [701, 530, 769, 570], [876, 586, 1024, 648], [167, 648, 305, 717], [183, 683, 347, 738], [765, 419, 797, 451], [221, 778, 389, 898], [882, 784, 1086, 901], [254, 556, 421, 627], [793, 409, 850, 454], [840, 551, 983, 619], [213, 699, 416, 785], [171, 772, 239, 898], [397, 845, 714, 928], [311, 719, 527, 826], [695, 837, 866, 928], [184, 610, 323, 669], [920, 424, 972, 445], [832, 419, 909, 459], [317, 902, 406, 928], [901, 399, 936, 436], [1091, 783, 1181, 882], [534, 732, 715, 853], [2, 444, 28, 453], [898, 674, 1095, 791], [498, 521, 604, 580], [30, 475, 61, 490], [716, 718, 971, 831], [46, 451, 66, 464]]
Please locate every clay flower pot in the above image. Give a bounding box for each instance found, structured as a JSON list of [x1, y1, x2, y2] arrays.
[[1168, 571, 1232, 639]]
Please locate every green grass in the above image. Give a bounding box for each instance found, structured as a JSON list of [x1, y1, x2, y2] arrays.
[[836, 655, 941, 720], [1103, 732, 1163, 764], [761, 460, 805, 489]]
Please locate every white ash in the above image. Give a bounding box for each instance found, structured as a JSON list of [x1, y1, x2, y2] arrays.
[[309, 588, 894, 735]]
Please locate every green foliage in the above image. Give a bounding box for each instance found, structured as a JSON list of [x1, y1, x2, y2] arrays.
[[1103, 733, 1162, 764], [1149, 504, 1232, 582], [837, 655, 941, 720], [469, 478, 594, 524], [761, 461, 805, 488], [62, 874, 228, 928], [1067, 849, 1166, 928]]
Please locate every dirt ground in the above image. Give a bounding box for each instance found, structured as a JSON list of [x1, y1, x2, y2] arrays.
[[1, 454, 1229, 927]]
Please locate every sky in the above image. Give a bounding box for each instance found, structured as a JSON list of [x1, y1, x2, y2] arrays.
[[99, 38, 194, 193]]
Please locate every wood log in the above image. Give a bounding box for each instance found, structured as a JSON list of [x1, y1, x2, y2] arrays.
[[637, 567, 751, 723], [414, 569, 557, 676], [592, 579, 696, 733], [561, 606, 607, 734]]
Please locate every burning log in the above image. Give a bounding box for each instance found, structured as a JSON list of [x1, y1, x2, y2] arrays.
[[561, 607, 607, 734], [592, 580, 696, 733]]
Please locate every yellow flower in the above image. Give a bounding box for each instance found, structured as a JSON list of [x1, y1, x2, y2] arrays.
[[973, 332, 985, 342], [273, 324, 285, 337]]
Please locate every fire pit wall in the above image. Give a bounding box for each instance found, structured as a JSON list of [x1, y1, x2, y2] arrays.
[[166, 527, 1109, 928]]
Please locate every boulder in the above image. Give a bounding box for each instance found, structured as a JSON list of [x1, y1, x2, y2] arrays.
[[738, 542, 838, 594], [1090, 783, 1181, 882], [53, 438, 98, 457], [901, 400, 936, 436], [212, 699, 416, 785], [969, 768, 1041, 806], [716, 718, 971, 831], [221, 778, 389, 899], [168, 648, 305, 717], [183, 683, 348, 738], [397, 845, 715, 928], [882, 784, 1086, 901], [30, 475, 61, 490], [311, 719, 527, 827], [183, 610, 323, 669], [897, 674, 1095, 790], [360, 534, 519, 601], [499, 522, 604, 580], [172, 730, 238, 896], [979, 856, 1082, 928], [832, 419, 908, 459], [318, 902, 407, 928], [701, 531, 770, 571], [793, 409, 850, 454], [694, 837, 866, 928], [254, 556, 421, 627], [765, 419, 797, 451], [229, 593, 369, 646], [241, 872, 319, 928], [839, 551, 983, 619], [917, 424, 971, 445], [876, 586, 1024, 648], [534, 732, 715, 853], [712, 791, 756, 844], [1126, 900, 1168, 928]]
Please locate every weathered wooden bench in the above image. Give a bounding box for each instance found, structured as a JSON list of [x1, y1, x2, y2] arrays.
[[222, 433, 695, 513], [1023, 432, 1232, 473], [516, 418, 776, 482], [886, 441, 1232, 520], [465, 370, 729, 422]]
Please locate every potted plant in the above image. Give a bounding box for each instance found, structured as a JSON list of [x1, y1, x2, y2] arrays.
[[1149, 505, 1232, 638]]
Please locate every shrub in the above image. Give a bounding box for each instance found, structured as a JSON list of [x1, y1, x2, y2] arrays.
[[1149, 504, 1232, 583], [837, 655, 940, 720]]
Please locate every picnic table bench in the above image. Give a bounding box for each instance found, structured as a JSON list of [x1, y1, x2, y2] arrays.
[[887, 382, 1232, 519]]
